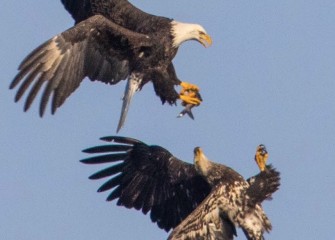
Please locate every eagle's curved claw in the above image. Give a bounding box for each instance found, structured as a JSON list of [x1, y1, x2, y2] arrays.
[[178, 82, 202, 119], [180, 81, 200, 94], [255, 144, 269, 172], [179, 95, 202, 105], [179, 81, 202, 105]]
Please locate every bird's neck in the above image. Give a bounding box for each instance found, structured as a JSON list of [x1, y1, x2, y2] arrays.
[[171, 21, 198, 48], [195, 155, 212, 178]]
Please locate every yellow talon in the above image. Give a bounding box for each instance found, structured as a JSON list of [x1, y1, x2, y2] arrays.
[[180, 82, 200, 93], [179, 94, 202, 105], [255, 144, 269, 172], [179, 81, 202, 105]]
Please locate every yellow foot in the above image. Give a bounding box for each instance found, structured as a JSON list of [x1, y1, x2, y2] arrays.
[[180, 81, 200, 94], [179, 81, 202, 105], [179, 94, 202, 105], [255, 144, 269, 172]]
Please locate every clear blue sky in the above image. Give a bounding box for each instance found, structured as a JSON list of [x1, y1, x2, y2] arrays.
[[1, 0, 335, 239]]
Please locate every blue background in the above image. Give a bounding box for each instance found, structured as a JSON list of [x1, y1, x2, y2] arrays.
[[1, 1, 335, 239]]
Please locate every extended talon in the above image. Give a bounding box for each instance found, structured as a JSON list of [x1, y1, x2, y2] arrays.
[[179, 82, 202, 105], [179, 94, 202, 105], [180, 81, 200, 93], [178, 82, 202, 119], [255, 144, 269, 172]]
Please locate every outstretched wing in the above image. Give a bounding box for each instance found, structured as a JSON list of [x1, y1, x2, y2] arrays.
[[168, 185, 237, 240], [61, 0, 140, 25], [81, 136, 211, 232], [246, 165, 281, 207], [10, 15, 151, 116]]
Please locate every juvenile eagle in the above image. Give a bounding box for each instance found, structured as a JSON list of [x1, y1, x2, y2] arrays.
[[10, 0, 212, 131], [81, 137, 280, 239], [168, 145, 278, 240]]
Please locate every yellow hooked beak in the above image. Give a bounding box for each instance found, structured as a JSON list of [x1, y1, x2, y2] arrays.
[[199, 33, 212, 48]]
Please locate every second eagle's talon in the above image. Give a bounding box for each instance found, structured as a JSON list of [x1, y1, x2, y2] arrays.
[[255, 144, 269, 172]]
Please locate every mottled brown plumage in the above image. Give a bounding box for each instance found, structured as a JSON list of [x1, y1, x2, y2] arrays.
[[81, 136, 280, 240], [169, 147, 280, 240]]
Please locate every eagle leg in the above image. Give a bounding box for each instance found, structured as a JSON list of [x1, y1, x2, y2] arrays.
[[255, 145, 269, 172]]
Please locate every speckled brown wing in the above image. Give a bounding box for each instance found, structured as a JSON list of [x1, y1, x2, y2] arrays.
[[246, 165, 281, 207], [168, 184, 237, 240]]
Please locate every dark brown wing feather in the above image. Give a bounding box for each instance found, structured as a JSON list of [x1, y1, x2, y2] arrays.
[[61, 0, 170, 31], [246, 165, 281, 207], [10, 15, 151, 116], [81, 136, 211, 232]]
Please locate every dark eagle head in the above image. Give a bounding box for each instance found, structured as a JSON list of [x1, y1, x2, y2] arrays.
[[255, 144, 269, 172], [171, 21, 212, 48]]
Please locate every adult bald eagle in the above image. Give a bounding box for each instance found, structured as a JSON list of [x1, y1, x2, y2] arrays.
[[81, 137, 280, 239], [10, 0, 211, 132]]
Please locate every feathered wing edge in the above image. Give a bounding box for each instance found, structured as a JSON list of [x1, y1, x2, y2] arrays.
[[239, 165, 280, 240], [81, 136, 211, 232], [246, 165, 281, 207], [10, 14, 155, 116]]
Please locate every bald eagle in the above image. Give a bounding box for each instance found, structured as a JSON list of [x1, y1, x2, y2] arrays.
[[81, 137, 280, 239], [169, 146, 278, 240], [10, 0, 212, 131]]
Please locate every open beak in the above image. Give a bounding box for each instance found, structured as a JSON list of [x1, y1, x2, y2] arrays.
[[200, 33, 212, 48], [116, 77, 141, 133]]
